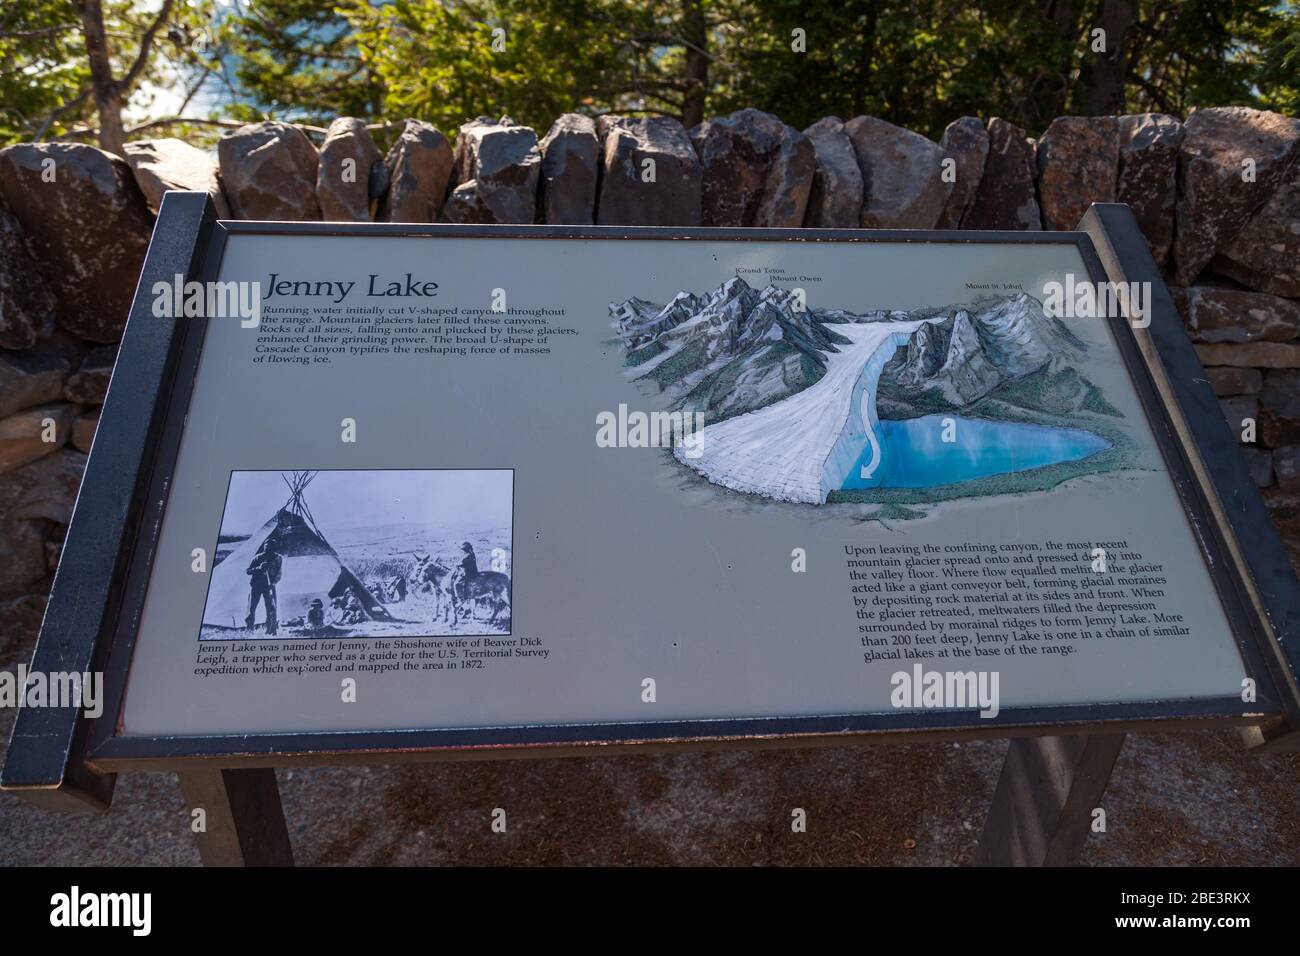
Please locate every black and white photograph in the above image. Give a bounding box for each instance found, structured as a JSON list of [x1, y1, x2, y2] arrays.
[[200, 469, 513, 639]]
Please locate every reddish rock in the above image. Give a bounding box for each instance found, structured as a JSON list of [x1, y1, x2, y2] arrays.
[[962, 118, 1041, 230], [1172, 107, 1300, 285], [0, 338, 75, 418], [935, 116, 989, 229], [1194, 342, 1300, 368], [0, 143, 153, 342], [843, 115, 951, 229], [1275, 446, 1300, 491], [1212, 162, 1300, 297], [378, 119, 453, 224], [72, 408, 99, 453], [62, 344, 116, 405], [443, 116, 540, 225], [1116, 113, 1183, 268], [0, 402, 74, 473], [538, 114, 600, 225], [217, 122, 321, 220], [596, 116, 702, 227], [1182, 287, 1300, 343], [802, 117, 863, 229], [316, 118, 383, 222], [691, 108, 814, 228], [1036, 116, 1119, 230], [123, 138, 231, 217], [0, 204, 57, 349]]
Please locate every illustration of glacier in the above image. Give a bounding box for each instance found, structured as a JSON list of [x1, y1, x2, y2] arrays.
[[610, 278, 1121, 506]]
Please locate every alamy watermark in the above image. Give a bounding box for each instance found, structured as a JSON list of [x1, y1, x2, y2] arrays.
[[890, 664, 1000, 719], [1042, 275, 1151, 328], [0, 665, 103, 718], [50, 886, 150, 936], [596, 403, 706, 459], [152, 274, 262, 327]]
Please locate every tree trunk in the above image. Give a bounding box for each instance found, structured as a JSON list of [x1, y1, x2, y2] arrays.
[[850, 6, 880, 118], [681, 0, 708, 127], [1080, 0, 1135, 115], [78, 0, 125, 155]]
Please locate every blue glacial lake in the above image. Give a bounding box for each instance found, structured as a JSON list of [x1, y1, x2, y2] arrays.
[[843, 415, 1110, 490]]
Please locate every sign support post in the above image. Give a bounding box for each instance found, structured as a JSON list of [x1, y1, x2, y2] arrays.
[[974, 733, 1126, 866], [177, 768, 294, 867]]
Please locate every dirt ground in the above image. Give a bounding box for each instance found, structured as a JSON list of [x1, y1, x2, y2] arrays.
[[2, 624, 1298, 866]]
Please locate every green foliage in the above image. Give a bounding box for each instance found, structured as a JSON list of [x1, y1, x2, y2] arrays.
[[218, 0, 381, 125], [337, 0, 714, 135], [2, 0, 1296, 149], [0, 1, 92, 142], [1, 0, 220, 147]]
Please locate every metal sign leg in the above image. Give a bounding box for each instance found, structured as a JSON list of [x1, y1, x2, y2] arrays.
[[178, 768, 295, 867], [974, 733, 1125, 866]]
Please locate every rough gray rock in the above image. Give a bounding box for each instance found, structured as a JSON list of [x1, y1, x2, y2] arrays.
[[1182, 287, 1300, 343], [316, 118, 383, 222], [960, 118, 1041, 230], [1240, 446, 1274, 487], [0, 143, 154, 342], [1205, 366, 1263, 396], [802, 117, 863, 228], [596, 116, 702, 227], [843, 115, 952, 229], [217, 121, 321, 220], [1261, 370, 1300, 446], [378, 119, 453, 223], [63, 344, 116, 405], [1275, 445, 1300, 492], [691, 108, 814, 227], [0, 204, 56, 349], [0, 448, 84, 595], [1172, 107, 1300, 285], [1036, 115, 1119, 230], [1220, 394, 1259, 443], [1116, 113, 1183, 268], [0, 340, 76, 418], [0, 446, 85, 524], [0, 593, 46, 664], [1212, 162, 1300, 297], [442, 116, 541, 224], [0, 519, 45, 597], [538, 113, 599, 225], [123, 138, 231, 218], [935, 116, 989, 229]]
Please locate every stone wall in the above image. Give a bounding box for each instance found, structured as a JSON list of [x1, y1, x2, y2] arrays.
[[1, 106, 1298, 644]]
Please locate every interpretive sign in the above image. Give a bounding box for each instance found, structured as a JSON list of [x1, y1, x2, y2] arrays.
[[4, 196, 1299, 821]]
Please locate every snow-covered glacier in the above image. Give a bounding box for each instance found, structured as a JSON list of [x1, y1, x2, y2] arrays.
[[674, 320, 927, 503]]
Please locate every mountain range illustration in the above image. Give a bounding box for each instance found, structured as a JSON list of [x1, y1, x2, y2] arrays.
[[610, 278, 1119, 425]]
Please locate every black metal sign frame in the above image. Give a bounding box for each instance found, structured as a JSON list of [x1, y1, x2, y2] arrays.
[[4, 194, 1298, 814]]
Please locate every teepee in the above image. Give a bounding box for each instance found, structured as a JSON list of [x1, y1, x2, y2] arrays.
[[202, 471, 392, 631]]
